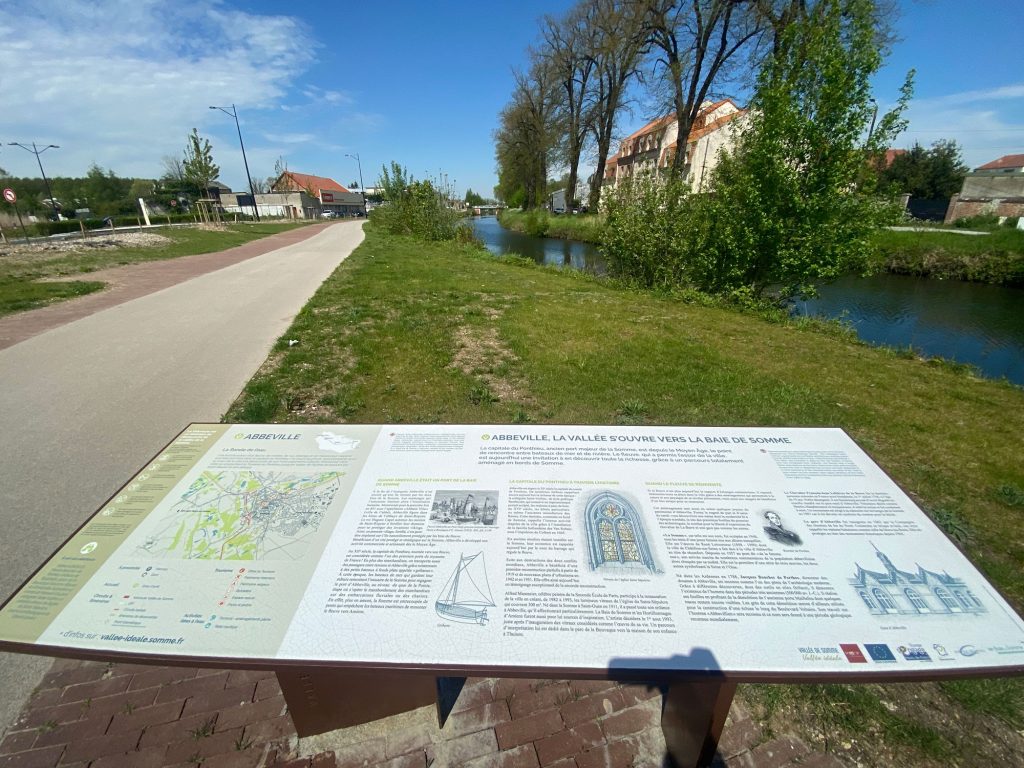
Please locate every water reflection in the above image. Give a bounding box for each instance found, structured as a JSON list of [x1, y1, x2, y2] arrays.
[[470, 216, 606, 274], [795, 273, 1024, 385]]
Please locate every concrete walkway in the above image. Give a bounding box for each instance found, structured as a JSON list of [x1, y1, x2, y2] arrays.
[[0, 221, 364, 739]]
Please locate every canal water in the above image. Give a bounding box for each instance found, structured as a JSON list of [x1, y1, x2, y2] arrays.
[[471, 216, 1024, 385]]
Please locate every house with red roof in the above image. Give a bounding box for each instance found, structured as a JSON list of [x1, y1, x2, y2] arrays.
[[602, 99, 748, 196], [945, 153, 1024, 224], [272, 171, 365, 216]]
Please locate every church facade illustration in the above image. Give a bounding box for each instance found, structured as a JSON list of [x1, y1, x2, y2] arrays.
[[583, 491, 658, 573], [850, 544, 985, 617]]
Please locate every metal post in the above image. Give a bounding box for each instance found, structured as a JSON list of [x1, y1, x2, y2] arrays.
[[210, 105, 260, 222], [8, 142, 60, 220], [867, 98, 879, 145], [346, 153, 367, 216]]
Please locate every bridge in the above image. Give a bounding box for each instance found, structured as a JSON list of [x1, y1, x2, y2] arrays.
[[469, 204, 504, 216]]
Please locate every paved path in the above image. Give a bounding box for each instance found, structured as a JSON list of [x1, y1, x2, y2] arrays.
[[0, 221, 364, 738]]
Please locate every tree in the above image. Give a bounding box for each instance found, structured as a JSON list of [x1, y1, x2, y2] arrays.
[[465, 189, 486, 206], [881, 140, 968, 199], [605, 0, 913, 299], [494, 58, 560, 209], [642, 0, 765, 177], [182, 128, 220, 195], [540, 5, 598, 210], [585, 0, 648, 210], [699, 0, 912, 297]]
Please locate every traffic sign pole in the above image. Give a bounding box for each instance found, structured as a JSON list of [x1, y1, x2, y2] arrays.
[[4, 189, 31, 244]]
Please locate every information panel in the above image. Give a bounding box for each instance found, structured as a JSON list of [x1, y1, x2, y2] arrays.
[[2, 424, 1022, 677]]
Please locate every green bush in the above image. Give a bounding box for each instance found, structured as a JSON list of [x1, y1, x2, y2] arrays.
[[369, 162, 460, 241], [954, 214, 999, 229]]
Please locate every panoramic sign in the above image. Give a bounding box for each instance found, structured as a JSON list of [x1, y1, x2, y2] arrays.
[[1, 424, 1022, 677]]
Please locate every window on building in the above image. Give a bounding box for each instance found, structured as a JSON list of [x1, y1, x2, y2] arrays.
[[904, 588, 928, 612], [934, 586, 958, 610], [954, 590, 974, 609], [859, 591, 875, 611], [585, 492, 656, 572], [873, 587, 897, 612]]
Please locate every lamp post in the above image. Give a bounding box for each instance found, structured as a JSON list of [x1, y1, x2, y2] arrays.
[[8, 142, 59, 219], [209, 104, 260, 221], [345, 153, 367, 217], [867, 98, 879, 145]]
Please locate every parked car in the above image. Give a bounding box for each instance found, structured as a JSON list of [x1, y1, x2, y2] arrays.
[[321, 210, 336, 218]]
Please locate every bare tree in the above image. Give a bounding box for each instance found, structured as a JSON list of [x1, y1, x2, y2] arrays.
[[161, 155, 186, 182], [585, 0, 648, 211], [540, 6, 599, 210], [643, 0, 766, 178]]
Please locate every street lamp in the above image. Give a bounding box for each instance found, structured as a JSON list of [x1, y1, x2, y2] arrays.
[[8, 142, 59, 219], [209, 104, 260, 222], [867, 98, 879, 145], [345, 153, 367, 217]]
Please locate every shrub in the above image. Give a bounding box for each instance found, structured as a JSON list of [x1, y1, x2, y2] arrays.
[[954, 214, 999, 229], [369, 161, 460, 241]]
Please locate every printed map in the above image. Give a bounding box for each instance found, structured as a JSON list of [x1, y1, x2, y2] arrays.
[[138, 471, 343, 561]]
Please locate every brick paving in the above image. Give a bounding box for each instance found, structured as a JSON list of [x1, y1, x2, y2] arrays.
[[0, 660, 850, 768]]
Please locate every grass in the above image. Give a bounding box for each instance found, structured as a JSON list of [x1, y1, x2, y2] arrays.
[[225, 224, 1024, 765], [871, 226, 1024, 284], [498, 208, 605, 243], [0, 221, 314, 318]]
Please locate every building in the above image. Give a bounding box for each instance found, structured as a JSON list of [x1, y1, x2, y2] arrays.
[[272, 171, 365, 216], [849, 545, 985, 617], [945, 154, 1024, 224], [220, 190, 321, 220], [602, 99, 748, 195]]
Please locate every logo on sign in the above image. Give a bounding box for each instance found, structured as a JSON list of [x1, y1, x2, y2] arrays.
[[897, 644, 932, 662], [840, 644, 867, 663], [864, 644, 897, 662], [2, 188, 16, 204], [321, 191, 334, 203]]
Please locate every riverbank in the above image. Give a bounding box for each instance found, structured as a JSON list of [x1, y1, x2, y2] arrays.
[[871, 226, 1024, 285], [227, 224, 1023, 766], [0, 221, 315, 317], [498, 208, 605, 242], [498, 208, 1024, 286]]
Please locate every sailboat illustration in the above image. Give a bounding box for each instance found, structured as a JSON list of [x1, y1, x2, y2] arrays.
[[435, 552, 496, 625]]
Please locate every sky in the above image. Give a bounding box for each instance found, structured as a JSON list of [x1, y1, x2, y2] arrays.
[[1, 0, 1022, 197]]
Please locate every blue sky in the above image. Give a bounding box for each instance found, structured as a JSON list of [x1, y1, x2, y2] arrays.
[[1, 1, 1022, 196]]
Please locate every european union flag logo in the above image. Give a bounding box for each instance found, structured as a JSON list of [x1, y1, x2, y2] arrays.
[[865, 643, 897, 662]]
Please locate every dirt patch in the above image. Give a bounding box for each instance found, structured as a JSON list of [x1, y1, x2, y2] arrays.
[[449, 311, 532, 405], [0, 231, 170, 260]]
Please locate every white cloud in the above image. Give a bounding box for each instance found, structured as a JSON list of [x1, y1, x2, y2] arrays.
[[891, 82, 1024, 169], [0, 0, 317, 180], [261, 132, 316, 145]]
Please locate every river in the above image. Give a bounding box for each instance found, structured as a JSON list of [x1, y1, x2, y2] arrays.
[[471, 216, 1024, 386]]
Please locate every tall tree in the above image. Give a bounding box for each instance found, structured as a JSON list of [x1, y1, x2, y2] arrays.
[[540, 5, 598, 209], [182, 128, 220, 196], [881, 140, 968, 199], [642, 0, 766, 177], [585, 0, 648, 210], [606, 0, 913, 298], [494, 58, 560, 209]]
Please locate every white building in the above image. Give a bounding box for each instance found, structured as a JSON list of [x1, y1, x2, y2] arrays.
[[603, 99, 748, 194]]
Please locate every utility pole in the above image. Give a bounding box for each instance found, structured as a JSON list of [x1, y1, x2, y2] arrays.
[[346, 153, 367, 216], [8, 142, 60, 219], [210, 104, 260, 221]]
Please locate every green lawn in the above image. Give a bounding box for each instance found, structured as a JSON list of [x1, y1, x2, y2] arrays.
[[0, 222, 315, 317], [226, 225, 1024, 765], [872, 226, 1024, 284]]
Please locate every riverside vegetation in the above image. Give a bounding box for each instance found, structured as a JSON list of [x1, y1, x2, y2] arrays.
[[0, 221, 313, 317], [226, 222, 1024, 767]]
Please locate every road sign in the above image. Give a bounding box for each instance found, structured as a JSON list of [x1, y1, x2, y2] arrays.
[[2, 188, 16, 204]]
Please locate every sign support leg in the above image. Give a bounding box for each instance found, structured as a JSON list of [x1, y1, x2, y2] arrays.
[[276, 668, 438, 737], [661, 679, 736, 768]]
